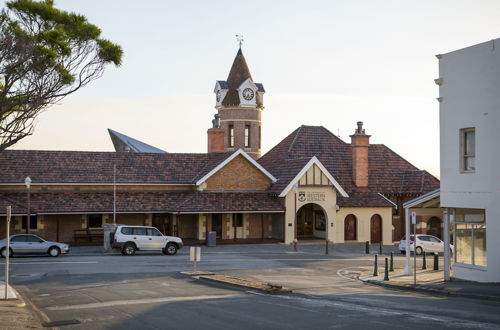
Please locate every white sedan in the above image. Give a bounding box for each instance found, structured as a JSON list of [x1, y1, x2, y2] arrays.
[[399, 234, 453, 255]]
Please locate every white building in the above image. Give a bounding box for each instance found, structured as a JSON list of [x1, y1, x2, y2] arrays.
[[438, 38, 500, 282]]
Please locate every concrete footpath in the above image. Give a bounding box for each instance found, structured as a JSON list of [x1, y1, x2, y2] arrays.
[[0, 281, 47, 329], [360, 267, 500, 302]]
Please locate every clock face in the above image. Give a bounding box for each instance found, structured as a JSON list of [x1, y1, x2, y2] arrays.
[[242, 88, 254, 101], [216, 90, 221, 102]]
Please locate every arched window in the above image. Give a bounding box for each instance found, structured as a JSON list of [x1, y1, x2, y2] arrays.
[[344, 214, 357, 241]]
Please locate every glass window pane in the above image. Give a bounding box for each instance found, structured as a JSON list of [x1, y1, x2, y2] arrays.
[[473, 224, 487, 267], [465, 131, 475, 155], [133, 228, 147, 236], [456, 224, 473, 264], [11, 235, 26, 242]]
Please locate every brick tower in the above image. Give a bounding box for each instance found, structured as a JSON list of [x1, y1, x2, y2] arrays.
[[211, 48, 265, 158]]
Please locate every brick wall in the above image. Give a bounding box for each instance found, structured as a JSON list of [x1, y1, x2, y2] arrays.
[[205, 155, 271, 191]]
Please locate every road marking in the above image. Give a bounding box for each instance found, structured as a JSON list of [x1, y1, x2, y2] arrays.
[[46, 293, 243, 311], [0, 261, 98, 265]]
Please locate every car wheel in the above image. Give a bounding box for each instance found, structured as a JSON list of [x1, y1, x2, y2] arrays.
[[0, 247, 12, 258], [48, 246, 61, 257], [164, 243, 177, 255], [415, 246, 423, 255], [122, 243, 136, 256]]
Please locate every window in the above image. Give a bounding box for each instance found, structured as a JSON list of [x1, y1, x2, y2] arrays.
[[460, 128, 475, 172], [11, 235, 27, 242], [233, 213, 243, 227], [244, 125, 250, 148], [26, 235, 42, 243], [147, 228, 162, 236], [87, 214, 103, 228], [133, 227, 147, 236], [259, 125, 261, 149], [229, 125, 234, 147], [21, 216, 37, 230], [121, 227, 133, 235], [455, 209, 487, 267]]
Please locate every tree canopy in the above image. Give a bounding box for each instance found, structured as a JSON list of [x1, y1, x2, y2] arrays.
[[0, 0, 122, 151]]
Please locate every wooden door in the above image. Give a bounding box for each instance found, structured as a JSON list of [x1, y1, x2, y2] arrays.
[[152, 214, 172, 236], [212, 214, 222, 238], [370, 214, 382, 243], [344, 215, 357, 241]]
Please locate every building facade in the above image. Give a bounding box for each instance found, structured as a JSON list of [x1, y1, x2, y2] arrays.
[[438, 38, 500, 282], [0, 49, 439, 247]]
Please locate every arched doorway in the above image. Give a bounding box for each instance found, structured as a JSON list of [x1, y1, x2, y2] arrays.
[[296, 203, 327, 238], [427, 217, 442, 239], [344, 214, 357, 241], [370, 214, 382, 243]]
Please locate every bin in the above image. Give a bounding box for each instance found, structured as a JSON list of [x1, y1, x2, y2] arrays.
[[206, 231, 216, 247]]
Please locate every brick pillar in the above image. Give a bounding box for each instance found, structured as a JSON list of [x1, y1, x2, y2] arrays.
[[207, 128, 225, 153], [350, 121, 371, 187]]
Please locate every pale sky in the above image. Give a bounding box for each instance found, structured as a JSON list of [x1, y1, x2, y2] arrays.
[[8, 0, 500, 177]]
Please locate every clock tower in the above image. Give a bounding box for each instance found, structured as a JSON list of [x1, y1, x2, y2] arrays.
[[212, 48, 265, 158]]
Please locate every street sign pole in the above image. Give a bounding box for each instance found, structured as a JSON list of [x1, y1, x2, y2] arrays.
[[4, 206, 11, 300], [412, 211, 416, 286], [190, 246, 201, 272]]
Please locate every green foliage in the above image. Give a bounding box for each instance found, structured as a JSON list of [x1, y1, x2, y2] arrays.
[[0, 0, 123, 151]]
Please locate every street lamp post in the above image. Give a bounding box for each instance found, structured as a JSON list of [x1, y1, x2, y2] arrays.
[[24, 176, 31, 234]]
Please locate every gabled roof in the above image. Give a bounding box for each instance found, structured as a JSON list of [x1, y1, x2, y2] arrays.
[[0, 150, 231, 185], [108, 129, 166, 153], [196, 149, 277, 186], [278, 156, 348, 198], [259, 125, 440, 204]]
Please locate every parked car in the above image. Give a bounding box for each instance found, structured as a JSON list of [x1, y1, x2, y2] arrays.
[[0, 234, 69, 258], [111, 225, 183, 256], [399, 234, 453, 255]]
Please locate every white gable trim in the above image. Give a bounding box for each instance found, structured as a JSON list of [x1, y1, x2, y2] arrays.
[[403, 189, 440, 209], [196, 149, 277, 186], [278, 157, 348, 198], [237, 78, 257, 91]]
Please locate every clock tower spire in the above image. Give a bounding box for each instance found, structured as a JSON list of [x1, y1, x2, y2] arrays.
[[212, 47, 265, 158]]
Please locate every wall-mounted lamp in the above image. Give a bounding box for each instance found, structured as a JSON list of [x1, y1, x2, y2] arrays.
[[335, 204, 340, 212], [434, 78, 443, 86], [436, 97, 443, 102]]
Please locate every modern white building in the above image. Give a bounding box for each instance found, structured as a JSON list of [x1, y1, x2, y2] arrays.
[[438, 38, 500, 282]]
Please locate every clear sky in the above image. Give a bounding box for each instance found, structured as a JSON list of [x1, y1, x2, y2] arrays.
[[8, 0, 500, 177]]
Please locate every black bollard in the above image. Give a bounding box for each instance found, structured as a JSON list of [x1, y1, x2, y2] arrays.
[[422, 252, 427, 270], [434, 254, 439, 270], [379, 242, 383, 254], [390, 252, 394, 272], [384, 257, 389, 281], [373, 254, 378, 276], [365, 241, 370, 254]]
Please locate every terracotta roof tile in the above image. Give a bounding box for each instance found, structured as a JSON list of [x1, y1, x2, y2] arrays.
[[0, 150, 231, 185]]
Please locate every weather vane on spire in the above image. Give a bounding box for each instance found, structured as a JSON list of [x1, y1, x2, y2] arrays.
[[235, 34, 244, 48]]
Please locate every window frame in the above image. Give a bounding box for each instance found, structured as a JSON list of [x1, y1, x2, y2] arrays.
[[21, 215, 38, 230], [87, 214, 103, 229], [454, 221, 487, 268], [233, 213, 243, 227], [244, 125, 250, 148], [228, 125, 234, 147], [460, 127, 476, 173]]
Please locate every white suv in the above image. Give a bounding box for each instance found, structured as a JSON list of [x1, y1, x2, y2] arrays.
[[111, 225, 183, 256]]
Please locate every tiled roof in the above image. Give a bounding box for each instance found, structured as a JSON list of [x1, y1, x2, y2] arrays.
[[259, 125, 440, 205], [221, 49, 264, 106], [176, 191, 284, 213], [0, 150, 231, 185], [0, 191, 284, 215]]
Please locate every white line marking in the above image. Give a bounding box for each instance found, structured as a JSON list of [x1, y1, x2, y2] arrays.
[[46, 293, 243, 311], [0, 261, 98, 265]]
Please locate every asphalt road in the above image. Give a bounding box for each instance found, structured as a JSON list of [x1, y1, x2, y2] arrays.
[[1, 246, 500, 329]]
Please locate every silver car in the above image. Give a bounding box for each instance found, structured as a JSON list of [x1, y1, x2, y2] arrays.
[[0, 234, 69, 257]]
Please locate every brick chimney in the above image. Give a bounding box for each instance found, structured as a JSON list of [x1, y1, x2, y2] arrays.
[[350, 121, 371, 187], [207, 128, 225, 153]]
